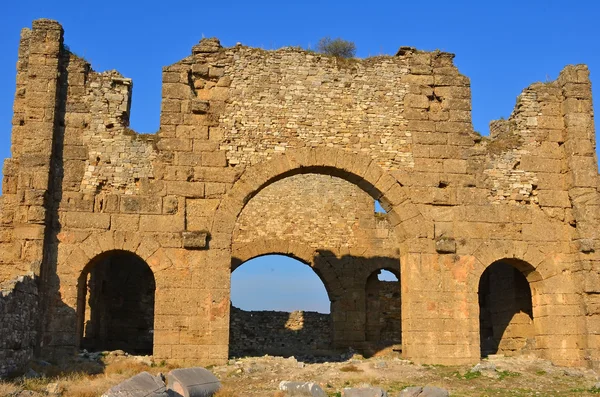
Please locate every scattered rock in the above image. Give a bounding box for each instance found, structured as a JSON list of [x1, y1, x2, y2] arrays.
[[102, 371, 167, 397], [594, 381, 600, 389], [46, 382, 61, 395], [470, 361, 496, 372], [399, 387, 423, 397], [132, 355, 153, 366], [374, 360, 387, 369], [469, 361, 498, 378], [34, 360, 52, 367], [420, 386, 450, 397], [16, 391, 44, 397], [279, 381, 326, 397], [563, 368, 584, 378], [23, 368, 40, 379], [399, 386, 449, 397], [166, 367, 221, 397], [342, 386, 387, 396]]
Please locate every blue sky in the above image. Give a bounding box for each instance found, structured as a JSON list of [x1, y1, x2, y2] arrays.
[[1, 1, 599, 312]]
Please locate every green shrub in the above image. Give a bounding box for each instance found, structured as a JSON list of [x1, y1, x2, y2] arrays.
[[316, 37, 356, 58]]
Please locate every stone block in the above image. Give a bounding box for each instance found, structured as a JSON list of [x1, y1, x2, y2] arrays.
[[435, 237, 456, 254], [279, 381, 326, 397], [167, 182, 205, 198], [62, 212, 110, 230], [102, 371, 167, 397], [111, 214, 140, 232], [166, 367, 220, 397], [342, 387, 387, 397], [182, 231, 208, 250], [404, 94, 430, 109], [121, 195, 162, 214], [201, 151, 227, 167], [191, 99, 210, 114], [162, 83, 191, 100]]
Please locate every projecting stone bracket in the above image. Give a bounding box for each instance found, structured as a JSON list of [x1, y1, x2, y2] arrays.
[[191, 99, 210, 114], [182, 231, 209, 250], [435, 237, 456, 254]]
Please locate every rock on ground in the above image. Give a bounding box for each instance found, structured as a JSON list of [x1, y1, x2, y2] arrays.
[[399, 386, 449, 397], [342, 386, 387, 396], [279, 381, 327, 396]]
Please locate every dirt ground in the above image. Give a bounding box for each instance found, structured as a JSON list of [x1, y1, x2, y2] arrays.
[[1, 349, 599, 396]]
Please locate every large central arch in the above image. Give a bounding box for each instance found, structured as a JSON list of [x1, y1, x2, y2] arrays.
[[211, 148, 428, 242], [210, 149, 418, 357]]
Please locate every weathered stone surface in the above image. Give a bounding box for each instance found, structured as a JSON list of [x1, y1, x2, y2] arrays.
[[166, 367, 220, 397]]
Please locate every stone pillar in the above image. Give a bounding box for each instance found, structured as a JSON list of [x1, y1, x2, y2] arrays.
[[2, 19, 64, 278], [559, 65, 600, 368]]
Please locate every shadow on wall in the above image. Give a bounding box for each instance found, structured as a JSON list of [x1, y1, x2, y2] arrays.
[[230, 251, 402, 361]]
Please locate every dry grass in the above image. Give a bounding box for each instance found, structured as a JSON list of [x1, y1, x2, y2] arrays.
[[339, 364, 362, 372], [1, 355, 180, 397], [60, 375, 119, 397], [103, 360, 152, 377], [0, 381, 20, 396], [214, 385, 238, 397]]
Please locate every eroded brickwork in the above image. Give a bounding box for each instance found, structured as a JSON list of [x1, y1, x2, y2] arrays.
[[0, 19, 599, 371]]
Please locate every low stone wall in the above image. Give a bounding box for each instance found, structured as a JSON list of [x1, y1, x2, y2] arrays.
[[229, 307, 332, 357], [0, 274, 38, 378]]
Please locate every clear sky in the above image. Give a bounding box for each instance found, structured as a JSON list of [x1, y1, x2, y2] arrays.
[[1, 1, 599, 312]]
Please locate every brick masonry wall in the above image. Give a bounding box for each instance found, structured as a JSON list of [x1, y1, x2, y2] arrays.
[[0, 20, 598, 368], [0, 274, 38, 378]]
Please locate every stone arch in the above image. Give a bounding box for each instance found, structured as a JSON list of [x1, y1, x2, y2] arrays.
[[65, 231, 167, 277], [476, 258, 538, 358], [365, 266, 401, 347], [76, 249, 156, 354], [212, 148, 428, 244]]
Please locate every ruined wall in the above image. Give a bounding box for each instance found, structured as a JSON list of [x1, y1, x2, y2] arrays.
[[229, 307, 331, 358], [0, 274, 38, 378], [0, 19, 598, 369]]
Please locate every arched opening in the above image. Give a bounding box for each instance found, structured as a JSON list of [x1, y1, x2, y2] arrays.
[[478, 259, 535, 358], [77, 250, 155, 355], [365, 268, 401, 349], [229, 254, 332, 359]]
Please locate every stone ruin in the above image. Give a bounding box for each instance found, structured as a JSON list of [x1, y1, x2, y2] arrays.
[[0, 18, 599, 377]]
